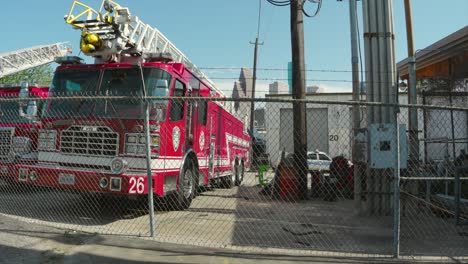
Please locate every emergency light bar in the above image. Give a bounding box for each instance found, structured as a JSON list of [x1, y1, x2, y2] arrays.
[[144, 53, 173, 63], [55, 56, 85, 65]]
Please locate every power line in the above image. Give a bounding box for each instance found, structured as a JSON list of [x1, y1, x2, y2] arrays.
[[199, 67, 401, 74], [210, 77, 352, 82], [200, 67, 353, 72], [302, 0, 322, 17], [266, 0, 323, 17], [266, 0, 290, 7]]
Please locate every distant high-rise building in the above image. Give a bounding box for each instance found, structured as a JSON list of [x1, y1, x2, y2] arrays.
[[269, 81, 289, 95], [231, 67, 253, 122], [287, 62, 293, 93], [239, 67, 253, 99]]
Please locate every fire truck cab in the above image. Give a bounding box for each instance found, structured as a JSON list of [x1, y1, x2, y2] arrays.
[[0, 83, 49, 182]]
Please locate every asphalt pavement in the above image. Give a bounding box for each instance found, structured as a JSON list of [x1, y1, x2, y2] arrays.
[[1, 213, 466, 264], [1, 172, 467, 263]]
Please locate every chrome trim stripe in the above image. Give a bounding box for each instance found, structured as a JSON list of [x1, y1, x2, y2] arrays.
[[38, 152, 182, 171]]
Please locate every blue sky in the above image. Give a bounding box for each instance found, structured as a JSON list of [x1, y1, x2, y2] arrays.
[[1, 0, 467, 95]]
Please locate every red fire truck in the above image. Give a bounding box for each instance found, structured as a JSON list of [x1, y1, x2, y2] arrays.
[[16, 0, 250, 209], [0, 83, 49, 183]]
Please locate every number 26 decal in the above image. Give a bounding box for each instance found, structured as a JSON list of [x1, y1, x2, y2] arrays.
[[129, 177, 145, 194], [329, 135, 339, 141]]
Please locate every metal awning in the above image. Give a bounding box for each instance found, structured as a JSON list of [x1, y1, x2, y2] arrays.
[[397, 26, 468, 78]]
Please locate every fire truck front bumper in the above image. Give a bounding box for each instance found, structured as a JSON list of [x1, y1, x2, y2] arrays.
[[0, 163, 16, 181], [15, 163, 159, 195], [0, 157, 38, 182]]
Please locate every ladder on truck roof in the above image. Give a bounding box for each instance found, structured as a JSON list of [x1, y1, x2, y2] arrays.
[[65, 0, 224, 96], [0, 43, 70, 79]]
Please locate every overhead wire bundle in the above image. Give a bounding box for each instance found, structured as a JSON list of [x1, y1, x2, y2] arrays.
[[265, 0, 322, 17]]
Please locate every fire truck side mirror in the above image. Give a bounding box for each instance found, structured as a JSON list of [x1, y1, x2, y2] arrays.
[[149, 80, 169, 101], [26, 101, 38, 120], [155, 108, 164, 122], [18, 81, 30, 118], [19, 81, 29, 103], [154, 79, 169, 97], [155, 80, 168, 89], [18, 81, 38, 121], [149, 79, 169, 98]]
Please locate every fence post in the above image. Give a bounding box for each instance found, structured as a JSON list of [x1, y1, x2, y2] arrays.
[[393, 119, 401, 258], [139, 62, 155, 238], [145, 101, 155, 237], [454, 167, 461, 225]]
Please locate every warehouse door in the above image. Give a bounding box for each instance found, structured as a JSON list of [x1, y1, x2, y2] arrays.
[[279, 108, 329, 154]]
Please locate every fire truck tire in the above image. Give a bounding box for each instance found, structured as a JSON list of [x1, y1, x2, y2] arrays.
[[231, 160, 239, 188], [176, 160, 196, 210], [236, 161, 245, 186], [222, 160, 238, 189], [220, 176, 231, 189]]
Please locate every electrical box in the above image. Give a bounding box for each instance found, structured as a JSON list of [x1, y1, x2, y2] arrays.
[[353, 128, 367, 163], [369, 123, 407, 169]]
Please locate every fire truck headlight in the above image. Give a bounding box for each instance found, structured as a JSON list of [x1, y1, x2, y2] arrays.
[[126, 134, 137, 144], [29, 171, 38, 181], [150, 135, 160, 146], [99, 177, 109, 189], [12, 137, 32, 155], [125, 145, 137, 155], [38, 130, 57, 151], [136, 146, 146, 155], [110, 158, 128, 174]]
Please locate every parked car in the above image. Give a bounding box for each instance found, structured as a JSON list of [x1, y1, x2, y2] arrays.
[[307, 150, 332, 173]]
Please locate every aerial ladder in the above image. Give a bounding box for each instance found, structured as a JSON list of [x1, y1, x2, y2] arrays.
[[64, 0, 223, 95], [0, 43, 71, 79]]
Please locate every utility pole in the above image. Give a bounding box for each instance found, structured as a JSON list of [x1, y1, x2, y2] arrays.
[[404, 0, 419, 176], [290, 0, 308, 200], [348, 0, 362, 211], [249, 0, 264, 170], [362, 0, 398, 215]]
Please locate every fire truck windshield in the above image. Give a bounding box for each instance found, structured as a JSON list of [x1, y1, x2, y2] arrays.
[[44, 69, 100, 118], [44, 67, 172, 120], [95, 67, 171, 119]]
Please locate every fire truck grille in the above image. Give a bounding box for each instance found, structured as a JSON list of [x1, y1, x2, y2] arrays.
[[60, 126, 119, 157], [0, 128, 14, 161]]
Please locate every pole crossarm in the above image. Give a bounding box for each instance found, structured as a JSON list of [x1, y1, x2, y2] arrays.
[[0, 43, 71, 79]]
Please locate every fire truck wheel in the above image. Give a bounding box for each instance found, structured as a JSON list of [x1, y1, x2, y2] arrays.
[[231, 160, 239, 188], [177, 161, 196, 210], [236, 161, 245, 186], [221, 160, 238, 189]]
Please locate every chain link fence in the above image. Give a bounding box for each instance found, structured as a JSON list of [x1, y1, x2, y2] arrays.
[[0, 93, 467, 260]]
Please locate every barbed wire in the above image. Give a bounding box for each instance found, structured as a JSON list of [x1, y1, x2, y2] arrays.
[[199, 67, 404, 74], [210, 77, 353, 82]]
